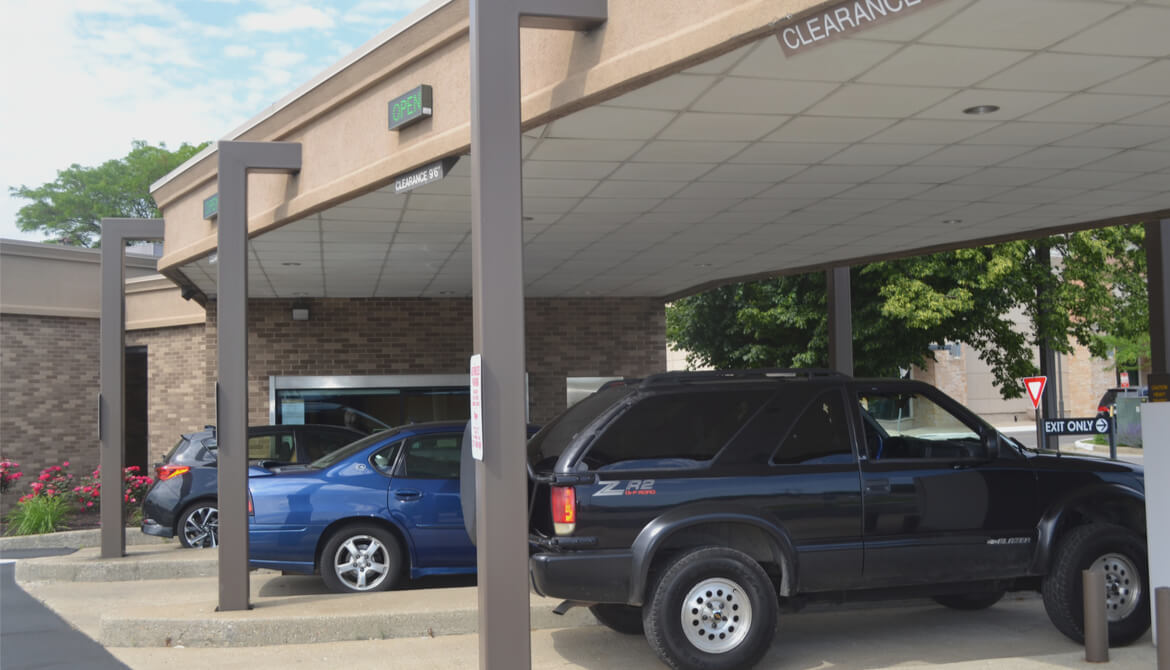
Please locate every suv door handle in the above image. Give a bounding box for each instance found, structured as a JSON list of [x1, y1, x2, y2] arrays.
[[395, 490, 423, 501], [865, 479, 890, 494]]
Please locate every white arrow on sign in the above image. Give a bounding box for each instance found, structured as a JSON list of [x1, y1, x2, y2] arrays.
[[1096, 417, 1109, 433]]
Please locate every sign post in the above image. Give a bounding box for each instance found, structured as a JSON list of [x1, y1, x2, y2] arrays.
[[1024, 376, 1047, 451]]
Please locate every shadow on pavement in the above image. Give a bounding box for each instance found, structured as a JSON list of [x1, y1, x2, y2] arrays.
[[547, 594, 1140, 670], [1, 563, 129, 670]]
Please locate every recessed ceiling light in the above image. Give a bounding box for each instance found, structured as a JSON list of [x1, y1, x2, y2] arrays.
[[281, 262, 301, 266], [695, 263, 713, 268], [942, 218, 964, 225], [962, 105, 999, 115]]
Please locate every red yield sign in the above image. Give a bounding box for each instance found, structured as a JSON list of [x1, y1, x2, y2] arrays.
[[1024, 376, 1047, 410]]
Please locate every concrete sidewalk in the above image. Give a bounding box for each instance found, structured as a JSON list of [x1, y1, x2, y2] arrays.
[[8, 539, 1158, 669]]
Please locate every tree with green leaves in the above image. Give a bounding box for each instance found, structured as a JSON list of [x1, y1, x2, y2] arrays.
[[667, 225, 1147, 399], [10, 140, 208, 247]]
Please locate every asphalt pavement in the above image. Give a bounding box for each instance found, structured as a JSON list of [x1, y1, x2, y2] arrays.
[[1, 557, 129, 670]]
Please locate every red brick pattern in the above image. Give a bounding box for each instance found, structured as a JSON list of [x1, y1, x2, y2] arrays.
[[126, 325, 210, 464], [206, 298, 665, 427], [1, 315, 101, 475], [2, 298, 666, 474]]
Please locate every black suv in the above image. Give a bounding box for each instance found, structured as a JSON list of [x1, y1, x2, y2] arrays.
[[526, 370, 1148, 670]]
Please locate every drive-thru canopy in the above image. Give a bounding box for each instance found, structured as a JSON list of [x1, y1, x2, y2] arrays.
[[104, 0, 1170, 667]]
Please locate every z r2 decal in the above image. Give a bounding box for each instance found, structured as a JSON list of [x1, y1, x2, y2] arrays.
[[595, 479, 657, 496]]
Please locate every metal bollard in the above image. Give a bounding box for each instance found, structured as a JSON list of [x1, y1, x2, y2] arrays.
[[1158, 586, 1169, 670], [1084, 569, 1109, 663]]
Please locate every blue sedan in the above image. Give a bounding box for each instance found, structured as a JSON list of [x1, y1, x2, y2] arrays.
[[247, 421, 530, 593]]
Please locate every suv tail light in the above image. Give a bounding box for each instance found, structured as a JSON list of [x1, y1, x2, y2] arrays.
[[156, 464, 190, 481], [550, 485, 576, 535]]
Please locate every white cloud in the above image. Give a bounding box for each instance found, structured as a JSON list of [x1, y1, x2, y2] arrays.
[[0, 1, 425, 242], [238, 6, 334, 33], [261, 48, 307, 69], [225, 44, 256, 59]]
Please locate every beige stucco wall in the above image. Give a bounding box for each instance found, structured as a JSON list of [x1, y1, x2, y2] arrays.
[[0, 240, 160, 319], [153, 0, 829, 273]]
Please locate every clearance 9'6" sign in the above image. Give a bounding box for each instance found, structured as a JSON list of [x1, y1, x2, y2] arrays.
[[778, 0, 941, 56]]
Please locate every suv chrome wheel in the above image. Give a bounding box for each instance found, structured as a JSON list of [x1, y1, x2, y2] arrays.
[[1095, 552, 1141, 621], [644, 546, 777, 670], [680, 577, 752, 654]]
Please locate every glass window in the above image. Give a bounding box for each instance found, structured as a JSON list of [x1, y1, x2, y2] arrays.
[[248, 434, 296, 462], [248, 435, 276, 460], [397, 433, 463, 479], [584, 390, 771, 469], [858, 390, 982, 460], [371, 440, 403, 474], [303, 429, 359, 462], [772, 391, 853, 465]]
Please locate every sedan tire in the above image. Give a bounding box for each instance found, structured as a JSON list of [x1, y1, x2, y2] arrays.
[[320, 524, 403, 593]]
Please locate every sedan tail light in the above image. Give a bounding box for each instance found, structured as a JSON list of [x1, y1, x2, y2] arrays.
[[247, 489, 254, 516], [156, 464, 190, 481], [550, 485, 576, 535]]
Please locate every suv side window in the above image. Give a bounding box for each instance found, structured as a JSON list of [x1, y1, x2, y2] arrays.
[[771, 390, 853, 465], [858, 390, 982, 461], [585, 390, 771, 469]]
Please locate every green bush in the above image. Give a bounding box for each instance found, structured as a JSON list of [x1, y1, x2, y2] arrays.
[[5, 494, 73, 535]]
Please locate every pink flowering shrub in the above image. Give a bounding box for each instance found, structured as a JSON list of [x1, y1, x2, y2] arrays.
[[24, 462, 75, 501], [0, 460, 22, 494], [72, 465, 154, 511]]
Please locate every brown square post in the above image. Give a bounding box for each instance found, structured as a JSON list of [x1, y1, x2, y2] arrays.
[[469, 1, 605, 667]]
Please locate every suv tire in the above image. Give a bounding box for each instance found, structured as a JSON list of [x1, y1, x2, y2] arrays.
[[932, 591, 1005, 610], [589, 604, 644, 635], [643, 547, 777, 670], [1041, 523, 1149, 646]]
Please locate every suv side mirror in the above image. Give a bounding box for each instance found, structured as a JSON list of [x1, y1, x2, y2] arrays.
[[982, 432, 1000, 461]]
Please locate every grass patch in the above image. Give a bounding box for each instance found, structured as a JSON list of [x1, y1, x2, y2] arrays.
[[4, 495, 73, 535]]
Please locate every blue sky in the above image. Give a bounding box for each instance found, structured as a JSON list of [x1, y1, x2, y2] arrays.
[[0, 0, 431, 242]]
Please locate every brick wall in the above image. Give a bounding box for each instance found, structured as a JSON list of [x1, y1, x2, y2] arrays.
[[0, 314, 101, 475], [127, 324, 211, 465], [204, 297, 666, 427]]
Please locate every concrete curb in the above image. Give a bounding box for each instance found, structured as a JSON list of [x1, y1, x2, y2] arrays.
[[14, 544, 216, 582], [0, 527, 171, 552], [99, 595, 597, 647]]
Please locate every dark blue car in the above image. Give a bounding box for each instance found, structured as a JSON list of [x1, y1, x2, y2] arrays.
[[248, 420, 534, 593]]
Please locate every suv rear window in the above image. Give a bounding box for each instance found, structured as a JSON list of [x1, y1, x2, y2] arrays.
[[527, 385, 633, 470], [583, 390, 771, 469]]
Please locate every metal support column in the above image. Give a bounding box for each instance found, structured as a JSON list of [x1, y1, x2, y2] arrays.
[[469, 2, 604, 668], [99, 219, 165, 559], [826, 266, 853, 376], [1145, 219, 1170, 646], [1149, 220, 1169, 385], [215, 141, 301, 611]]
